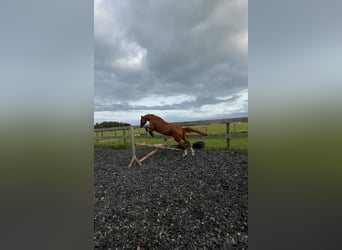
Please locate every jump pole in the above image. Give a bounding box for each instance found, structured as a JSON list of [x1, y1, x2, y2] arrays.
[[128, 126, 175, 168], [137, 137, 175, 164], [135, 142, 180, 151], [138, 147, 160, 163]]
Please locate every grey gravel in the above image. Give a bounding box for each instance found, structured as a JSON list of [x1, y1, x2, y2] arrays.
[[94, 147, 248, 249]]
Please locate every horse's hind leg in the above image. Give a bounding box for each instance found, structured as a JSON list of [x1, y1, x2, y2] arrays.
[[183, 138, 195, 156], [175, 138, 188, 156], [189, 146, 195, 156]]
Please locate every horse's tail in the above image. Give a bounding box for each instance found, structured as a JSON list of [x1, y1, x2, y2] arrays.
[[182, 127, 208, 136]]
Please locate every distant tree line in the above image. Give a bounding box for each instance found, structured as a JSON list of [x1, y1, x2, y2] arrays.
[[94, 121, 131, 129]]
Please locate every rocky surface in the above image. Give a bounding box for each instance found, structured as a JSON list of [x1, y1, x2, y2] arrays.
[[94, 147, 248, 249]]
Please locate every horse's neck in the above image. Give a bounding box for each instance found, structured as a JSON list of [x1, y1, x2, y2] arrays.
[[150, 116, 168, 126]]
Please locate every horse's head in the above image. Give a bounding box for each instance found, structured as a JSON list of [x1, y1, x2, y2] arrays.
[[140, 115, 148, 128]]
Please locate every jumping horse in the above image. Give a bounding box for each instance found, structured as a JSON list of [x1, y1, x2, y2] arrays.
[[140, 114, 208, 156]]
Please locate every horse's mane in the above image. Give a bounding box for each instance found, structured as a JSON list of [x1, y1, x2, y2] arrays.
[[144, 114, 166, 123]]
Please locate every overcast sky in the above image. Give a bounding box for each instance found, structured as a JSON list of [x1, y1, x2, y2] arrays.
[[94, 0, 248, 125]]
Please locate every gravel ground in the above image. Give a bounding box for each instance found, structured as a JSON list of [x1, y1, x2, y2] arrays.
[[94, 147, 248, 249]]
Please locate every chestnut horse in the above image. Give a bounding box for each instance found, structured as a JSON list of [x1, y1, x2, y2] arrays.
[[140, 114, 208, 156]]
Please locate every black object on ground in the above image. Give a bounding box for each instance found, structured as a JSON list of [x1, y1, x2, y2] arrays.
[[176, 141, 205, 149], [193, 141, 205, 149]]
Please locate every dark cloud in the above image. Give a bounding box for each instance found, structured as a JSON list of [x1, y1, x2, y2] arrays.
[[94, 0, 247, 122]]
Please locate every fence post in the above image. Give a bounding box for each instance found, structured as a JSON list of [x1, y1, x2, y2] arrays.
[[226, 122, 230, 150], [123, 129, 126, 145], [95, 131, 99, 143]]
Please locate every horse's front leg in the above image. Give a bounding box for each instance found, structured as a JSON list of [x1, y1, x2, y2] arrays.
[[144, 125, 154, 137]]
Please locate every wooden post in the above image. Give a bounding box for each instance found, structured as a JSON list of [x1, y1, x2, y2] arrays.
[[95, 131, 99, 143], [128, 126, 142, 168], [226, 122, 230, 150], [123, 129, 126, 145]]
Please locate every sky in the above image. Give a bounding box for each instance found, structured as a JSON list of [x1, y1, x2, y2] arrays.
[[94, 0, 248, 125]]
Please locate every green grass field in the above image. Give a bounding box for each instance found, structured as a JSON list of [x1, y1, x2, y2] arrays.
[[94, 123, 248, 150]]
